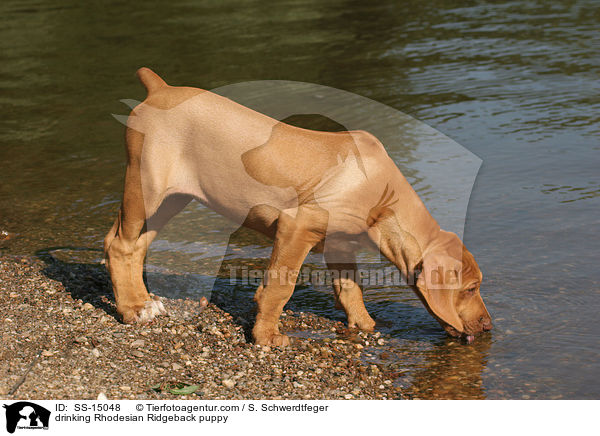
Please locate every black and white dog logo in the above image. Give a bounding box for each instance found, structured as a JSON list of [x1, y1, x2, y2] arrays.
[[3, 402, 50, 433]]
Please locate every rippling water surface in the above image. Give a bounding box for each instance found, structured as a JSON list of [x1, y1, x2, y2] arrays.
[[1, 0, 598, 399]]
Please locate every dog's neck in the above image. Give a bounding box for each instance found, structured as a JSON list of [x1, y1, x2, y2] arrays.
[[367, 178, 442, 281]]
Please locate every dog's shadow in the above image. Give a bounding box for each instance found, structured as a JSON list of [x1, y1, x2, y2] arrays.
[[35, 247, 118, 317]]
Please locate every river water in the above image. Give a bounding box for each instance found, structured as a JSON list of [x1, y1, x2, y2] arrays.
[[1, 0, 598, 399]]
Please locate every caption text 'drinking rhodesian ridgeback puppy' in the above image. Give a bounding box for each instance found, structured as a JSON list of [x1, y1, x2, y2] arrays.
[[103, 68, 492, 346]]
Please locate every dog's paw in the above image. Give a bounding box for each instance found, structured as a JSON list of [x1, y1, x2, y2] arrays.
[[348, 314, 376, 332], [121, 296, 167, 324], [252, 320, 291, 347], [258, 333, 290, 347], [253, 332, 290, 347], [137, 298, 167, 323]]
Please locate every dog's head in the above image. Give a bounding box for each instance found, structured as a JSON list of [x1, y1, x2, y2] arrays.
[[414, 231, 492, 342]]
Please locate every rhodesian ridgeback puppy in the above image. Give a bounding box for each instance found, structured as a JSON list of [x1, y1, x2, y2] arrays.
[[104, 68, 492, 346]]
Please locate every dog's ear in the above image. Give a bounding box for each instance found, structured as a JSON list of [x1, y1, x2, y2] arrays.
[[416, 252, 463, 333]]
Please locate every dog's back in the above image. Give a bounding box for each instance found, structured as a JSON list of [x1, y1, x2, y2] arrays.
[[125, 68, 388, 234]]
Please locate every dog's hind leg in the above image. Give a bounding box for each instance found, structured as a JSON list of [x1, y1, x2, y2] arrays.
[[324, 248, 376, 331], [104, 128, 191, 323]]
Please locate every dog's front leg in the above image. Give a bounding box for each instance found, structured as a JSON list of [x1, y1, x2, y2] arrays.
[[252, 207, 326, 346], [325, 249, 376, 331]]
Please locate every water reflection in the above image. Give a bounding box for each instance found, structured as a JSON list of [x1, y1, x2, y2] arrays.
[[407, 336, 491, 399]]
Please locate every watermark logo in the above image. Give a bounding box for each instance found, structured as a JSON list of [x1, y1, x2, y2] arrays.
[[3, 402, 50, 433]]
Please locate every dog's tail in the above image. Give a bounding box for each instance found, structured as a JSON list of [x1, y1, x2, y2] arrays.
[[136, 67, 167, 94]]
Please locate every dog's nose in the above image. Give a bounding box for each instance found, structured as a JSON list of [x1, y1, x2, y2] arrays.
[[479, 316, 494, 332]]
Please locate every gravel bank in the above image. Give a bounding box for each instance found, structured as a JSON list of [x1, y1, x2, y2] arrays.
[[0, 256, 403, 400]]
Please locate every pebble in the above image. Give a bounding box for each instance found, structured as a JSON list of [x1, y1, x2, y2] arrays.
[[131, 339, 145, 348], [82, 303, 94, 311], [132, 351, 144, 358], [172, 363, 183, 370], [222, 379, 236, 389], [91, 348, 101, 358], [41, 350, 53, 357], [97, 392, 108, 400]]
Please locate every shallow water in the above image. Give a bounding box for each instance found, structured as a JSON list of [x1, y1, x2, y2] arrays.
[[1, 0, 599, 399]]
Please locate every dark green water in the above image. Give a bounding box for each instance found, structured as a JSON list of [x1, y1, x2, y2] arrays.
[[1, 0, 599, 399]]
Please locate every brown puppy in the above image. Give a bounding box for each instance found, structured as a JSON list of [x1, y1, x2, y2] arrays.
[[104, 68, 492, 346]]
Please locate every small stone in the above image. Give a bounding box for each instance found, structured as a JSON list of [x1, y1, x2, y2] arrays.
[[377, 339, 385, 345], [172, 363, 183, 370], [131, 339, 145, 348], [132, 351, 144, 358], [222, 379, 236, 389], [354, 343, 364, 349], [9, 292, 18, 298], [74, 336, 88, 344], [82, 303, 94, 311], [344, 394, 353, 399], [120, 386, 131, 391], [97, 392, 108, 400], [91, 348, 101, 358], [41, 350, 53, 357]]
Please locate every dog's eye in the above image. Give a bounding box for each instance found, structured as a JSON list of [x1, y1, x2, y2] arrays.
[[466, 287, 476, 294]]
